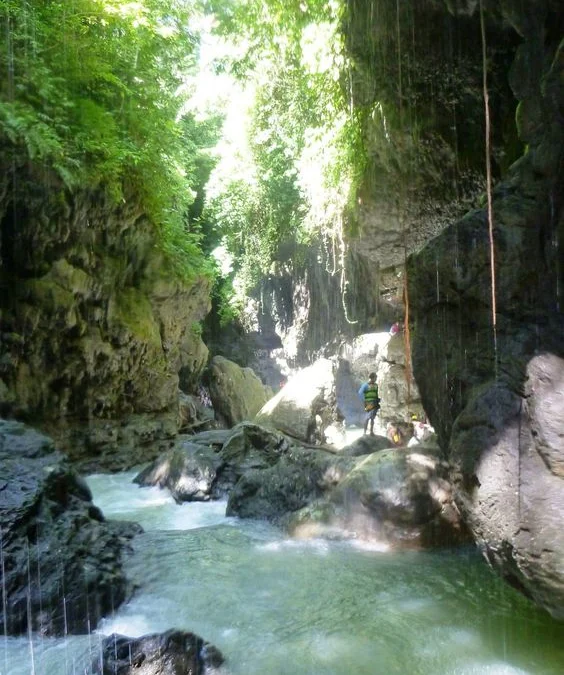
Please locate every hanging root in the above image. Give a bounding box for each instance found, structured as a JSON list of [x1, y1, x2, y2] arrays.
[[479, 0, 498, 376], [337, 215, 358, 325], [403, 262, 412, 407]]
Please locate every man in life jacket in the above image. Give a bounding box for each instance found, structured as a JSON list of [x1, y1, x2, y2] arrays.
[[358, 372, 380, 436]]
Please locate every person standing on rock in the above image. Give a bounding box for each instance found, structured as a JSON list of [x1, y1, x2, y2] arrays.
[[359, 372, 380, 436]]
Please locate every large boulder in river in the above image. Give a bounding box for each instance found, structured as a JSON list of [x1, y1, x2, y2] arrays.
[[207, 355, 272, 426], [226, 434, 356, 523], [254, 357, 343, 443], [134, 435, 222, 502], [91, 629, 224, 675], [288, 444, 468, 548], [0, 419, 141, 637], [133, 423, 291, 502]]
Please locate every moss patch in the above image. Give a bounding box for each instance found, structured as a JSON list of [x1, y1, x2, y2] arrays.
[[113, 288, 161, 346]]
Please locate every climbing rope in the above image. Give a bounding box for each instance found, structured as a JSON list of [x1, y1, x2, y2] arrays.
[[479, 0, 499, 376]]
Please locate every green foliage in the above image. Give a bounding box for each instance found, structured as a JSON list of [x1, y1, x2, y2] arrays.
[[0, 0, 218, 281], [190, 321, 203, 337], [204, 0, 366, 294]]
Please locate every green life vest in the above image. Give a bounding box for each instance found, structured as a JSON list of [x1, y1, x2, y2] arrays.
[[364, 383, 379, 410]]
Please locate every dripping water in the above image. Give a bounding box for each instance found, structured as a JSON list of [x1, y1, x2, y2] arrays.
[[1, 526, 8, 675], [550, 191, 560, 311], [26, 542, 36, 675]]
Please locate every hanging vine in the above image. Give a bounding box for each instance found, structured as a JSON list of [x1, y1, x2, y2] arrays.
[[479, 0, 498, 376]]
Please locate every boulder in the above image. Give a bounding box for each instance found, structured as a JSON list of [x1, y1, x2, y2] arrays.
[[207, 356, 272, 427], [90, 629, 223, 675], [450, 367, 564, 619], [134, 436, 222, 502], [340, 434, 392, 456], [213, 422, 295, 498], [226, 441, 356, 523], [288, 445, 468, 548], [254, 357, 343, 443], [0, 419, 141, 637], [177, 391, 215, 433], [133, 423, 290, 501]]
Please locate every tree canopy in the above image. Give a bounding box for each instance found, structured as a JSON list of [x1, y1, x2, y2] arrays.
[[1, 0, 365, 293]]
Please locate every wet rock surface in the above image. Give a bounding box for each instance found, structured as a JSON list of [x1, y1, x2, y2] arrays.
[[207, 355, 272, 427], [226, 441, 355, 523], [254, 357, 344, 443], [450, 365, 564, 619], [135, 421, 355, 522], [134, 436, 222, 502], [288, 443, 468, 548], [136, 419, 465, 548], [90, 629, 224, 675], [0, 419, 141, 637]]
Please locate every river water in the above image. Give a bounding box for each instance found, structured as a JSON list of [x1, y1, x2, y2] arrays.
[[1, 470, 563, 674]]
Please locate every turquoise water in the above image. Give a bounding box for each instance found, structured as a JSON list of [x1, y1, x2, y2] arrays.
[[1, 472, 563, 674]]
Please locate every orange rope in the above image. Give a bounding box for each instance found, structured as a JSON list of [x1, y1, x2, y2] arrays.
[[479, 0, 498, 374]]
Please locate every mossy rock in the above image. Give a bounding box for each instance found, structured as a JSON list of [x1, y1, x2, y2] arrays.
[[111, 288, 161, 345]]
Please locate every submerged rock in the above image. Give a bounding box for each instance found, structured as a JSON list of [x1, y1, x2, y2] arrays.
[[90, 629, 224, 675], [0, 419, 141, 637]]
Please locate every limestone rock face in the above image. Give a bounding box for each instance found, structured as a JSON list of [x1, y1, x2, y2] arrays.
[[91, 630, 224, 675], [0, 419, 141, 637], [376, 332, 424, 425], [254, 357, 343, 443], [346, 0, 519, 269], [336, 332, 424, 428], [336, 333, 385, 427], [248, 242, 388, 371], [0, 169, 210, 468], [407, 0, 564, 617], [207, 356, 272, 427]]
